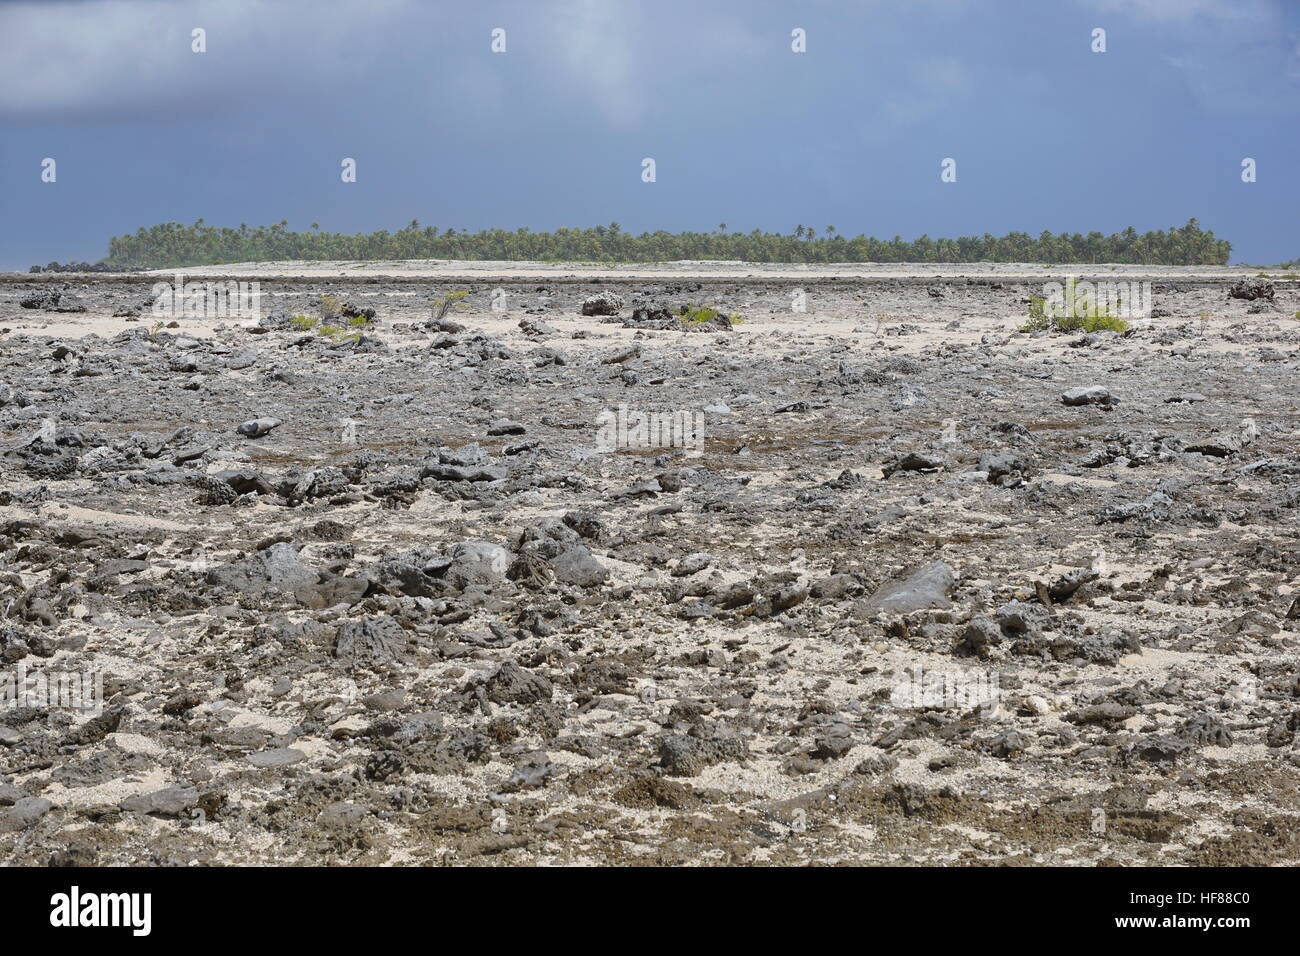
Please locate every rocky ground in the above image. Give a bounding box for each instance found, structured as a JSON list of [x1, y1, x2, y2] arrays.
[[1, 266, 1299, 866]]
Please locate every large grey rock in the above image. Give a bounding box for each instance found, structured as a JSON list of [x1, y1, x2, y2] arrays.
[[1048, 566, 1100, 602], [551, 545, 610, 588], [1061, 386, 1117, 407], [672, 552, 713, 577], [580, 292, 624, 316], [212, 468, 275, 496], [207, 541, 367, 609], [864, 561, 955, 613], [978, 450, 1032, 486], [995, 600, 1049, 634], [20, 289, 85, 312], [882, 452, 944, 477], [1186, 422, 1255, 458], [284, 466, 348, 501], [1096, 491, 1173, 524], [333, 615, 408, 663], [421, 459, 506, 482], [119, 786, 199, 817], [237, 417, 282, 438], [246, 747, 306, 768], [434, 443, 488, 467], [962, 616, 1003, 654], [445, 541, 510, 589], [367, 547, 447, 598], [658, 734, 748, 777], [481, 661, 552, 705], [1228, 277, 1274, 301], [0, 796, 53, 832]]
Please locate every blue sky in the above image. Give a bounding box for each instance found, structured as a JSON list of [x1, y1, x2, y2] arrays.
[[0, 0, 1297, 269]]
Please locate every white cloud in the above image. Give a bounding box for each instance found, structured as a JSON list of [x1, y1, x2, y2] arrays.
[[0, 0, 409, 120], [538, 1, 771, 129], [1080, 0, 1297, 113], [542, 0, 646, 128]]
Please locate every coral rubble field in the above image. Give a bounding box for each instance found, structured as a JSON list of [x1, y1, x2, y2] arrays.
[[1, 264, 1299, 866]]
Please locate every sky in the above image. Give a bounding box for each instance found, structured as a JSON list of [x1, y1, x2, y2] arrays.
[[0, 0, 1297, 270]]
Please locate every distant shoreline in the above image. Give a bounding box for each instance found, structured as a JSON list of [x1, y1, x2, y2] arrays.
[[3, 260, 1285, 285]]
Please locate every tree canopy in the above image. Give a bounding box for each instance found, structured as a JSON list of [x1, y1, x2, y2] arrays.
[[94, 218, 1232, 269]]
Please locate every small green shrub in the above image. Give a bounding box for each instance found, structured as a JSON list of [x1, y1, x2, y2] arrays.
[[1074, 313, 1129, 332], [680, 304, 745, 326], [317, 294, 346, 322], [291, 307, 369, 343], [1019, 297, 1050, 331], [317, 324, 362, 344], [429, 290, 470, 322], [1019, 296, 1128, 334]]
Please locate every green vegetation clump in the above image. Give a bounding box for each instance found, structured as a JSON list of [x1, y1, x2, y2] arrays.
[[290, 297, 373, 343], [1021, 296, 1049, 329], [680, 304, 745, 326], [1020, 296, 1129, 333], [1073, 314, 1129, 332], [321, 324, 366, 344], [97, 218, 1233, 269], [429, 290, 470, 322], [317, 294, 346, 322]]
